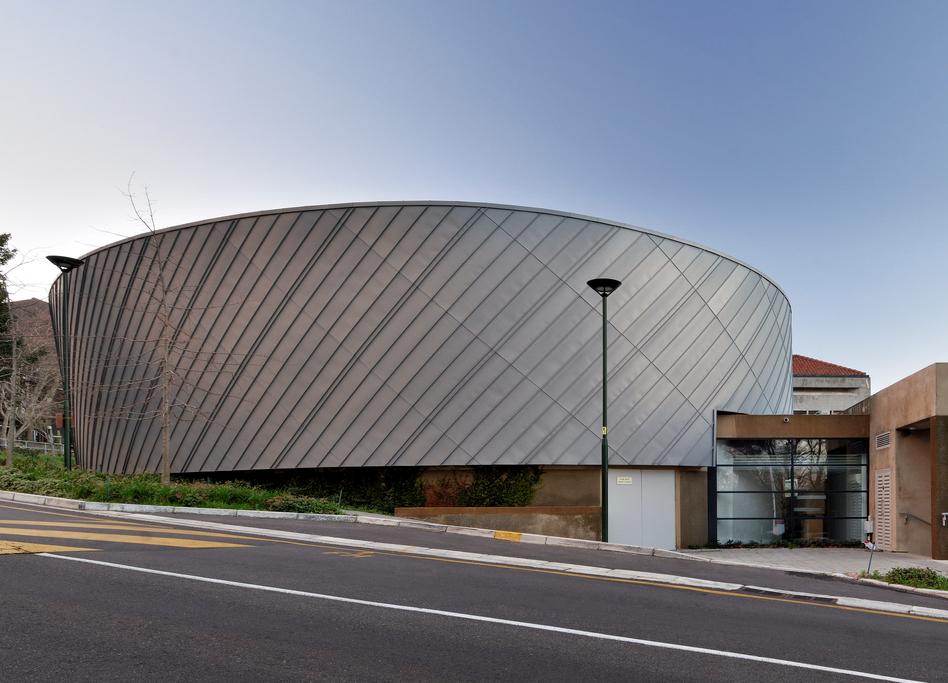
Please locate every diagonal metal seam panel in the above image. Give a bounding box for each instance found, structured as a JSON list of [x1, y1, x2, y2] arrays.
[[231, 207, 411, 470], [176, 211, 316, 471], [644, 234, 781, 415], [189, 208, 359, 472], [321, 207, 501, 467], [62, 201, 790, 304], [360, 208, 780, 468], [122, 224, 237, 474], [372, 213, 634, 468], [213, 211, 371, 469], [340, 209, 525, 469], [287, 205, 483, 469], [472, 213, 723, 464], [217, 206, 426, 471], [118, 225, 210, 474], [270, 205, 468, 469], [88, 240, 146, 472], [290, 205, 541, 469], [50, 203, 791, 473], [170, 213, 290, 471], [477, 212, 720, 437]]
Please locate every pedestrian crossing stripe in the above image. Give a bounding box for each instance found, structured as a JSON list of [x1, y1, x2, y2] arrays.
[[0, 528, 250, 549], [0, 519, 263, 540]]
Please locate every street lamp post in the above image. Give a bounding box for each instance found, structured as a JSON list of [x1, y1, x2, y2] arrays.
[[587, 278, 621, 543], [47, 255, 84, 470]]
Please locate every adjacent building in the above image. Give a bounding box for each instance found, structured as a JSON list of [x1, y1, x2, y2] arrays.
[[792, 354, 870, 415]]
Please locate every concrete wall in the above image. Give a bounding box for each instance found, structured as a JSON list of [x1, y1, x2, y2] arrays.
[[793, 376, 870, 414], [532, 467, 600, 506], [395, 506, 601, 540]]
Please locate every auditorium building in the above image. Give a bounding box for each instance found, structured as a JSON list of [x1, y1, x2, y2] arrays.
[[50, 201, 797, 549]]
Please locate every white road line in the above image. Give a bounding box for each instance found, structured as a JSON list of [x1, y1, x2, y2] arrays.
[[39, 553, 922, 683]]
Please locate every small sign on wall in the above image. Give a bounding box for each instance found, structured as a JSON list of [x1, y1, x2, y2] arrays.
[[616, 476, 635, 485]]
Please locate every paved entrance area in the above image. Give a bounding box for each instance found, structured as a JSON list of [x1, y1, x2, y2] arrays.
[[681, 547, 948, 577]]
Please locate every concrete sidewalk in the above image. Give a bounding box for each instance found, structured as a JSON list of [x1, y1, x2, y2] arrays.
[[680, 547, 948, 577]]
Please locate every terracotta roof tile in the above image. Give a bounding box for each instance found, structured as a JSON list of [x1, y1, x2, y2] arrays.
[[792, 354, 867, 377]]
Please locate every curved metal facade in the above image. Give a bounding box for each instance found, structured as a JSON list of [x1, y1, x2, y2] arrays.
[[50, 203, 792, 474]]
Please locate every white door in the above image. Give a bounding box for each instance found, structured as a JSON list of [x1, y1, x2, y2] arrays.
[[608, 470, 676, 549]]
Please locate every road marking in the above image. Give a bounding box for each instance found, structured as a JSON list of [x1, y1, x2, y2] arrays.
[[324, 550, 375, 558], [493, 530, 522, 541], [0, 503, 146, 524], [0, 520, 265, 540], [3, 503, 944, 624], [0, 541, 96, 555], [0, 528, 250, 549], [94, 513, 948, 624], [39, 553, 924, 683]]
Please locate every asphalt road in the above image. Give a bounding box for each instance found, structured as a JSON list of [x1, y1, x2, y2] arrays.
[[0, 502, 945, 682]]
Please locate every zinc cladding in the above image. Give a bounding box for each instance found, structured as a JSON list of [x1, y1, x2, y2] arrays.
[[49, 203, 792, 474]]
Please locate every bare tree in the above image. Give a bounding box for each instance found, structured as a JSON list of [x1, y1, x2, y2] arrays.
[[0, 305, 60, 462], [0, 238, 53, 467], [63, 178, 257, 483]]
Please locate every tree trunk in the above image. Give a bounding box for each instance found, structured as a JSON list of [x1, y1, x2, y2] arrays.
[[160, 336, 171, 484], [5, 286, 16, 467]]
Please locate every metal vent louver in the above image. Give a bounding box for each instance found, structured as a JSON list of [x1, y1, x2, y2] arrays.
[[875, 431, 891, 449]]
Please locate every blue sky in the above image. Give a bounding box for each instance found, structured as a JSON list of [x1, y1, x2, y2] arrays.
[[2, 0, 947, 389]]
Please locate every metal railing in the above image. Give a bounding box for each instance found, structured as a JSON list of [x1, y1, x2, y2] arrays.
[[0, 438, 64, 454]]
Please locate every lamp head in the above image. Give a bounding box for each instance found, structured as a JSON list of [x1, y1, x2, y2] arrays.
[[587, 278, 621, 297], [47, 255, 85, 273]]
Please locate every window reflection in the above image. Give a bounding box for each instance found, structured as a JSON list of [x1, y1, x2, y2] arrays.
[[714, 438, 868, 544]]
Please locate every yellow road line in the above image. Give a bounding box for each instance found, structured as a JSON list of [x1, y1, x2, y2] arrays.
[[0, 540, 98, 555], [0, 520, 266, 540], [0, 503, 147, 526], [0, 528, 250, 549]]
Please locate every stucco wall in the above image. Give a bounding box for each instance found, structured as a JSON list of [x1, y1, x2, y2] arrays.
[[716, 413, 868, 439], [532, 467, 600, 506], [857, 364, 948, 558], [932, 416, 948, 560], [895, 429, 933, 556]]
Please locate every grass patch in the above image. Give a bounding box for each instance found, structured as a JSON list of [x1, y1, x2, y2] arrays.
[[863, 567, 948, 591], [0, 451, 344, 515]]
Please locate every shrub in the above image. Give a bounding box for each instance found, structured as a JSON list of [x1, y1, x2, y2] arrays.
[[881, 567, 948, 591], [264, 493, 340, 514], [0, 454, 344, 514], [455, 466, 542, 507]]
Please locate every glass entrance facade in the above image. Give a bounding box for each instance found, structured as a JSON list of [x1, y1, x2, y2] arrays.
[[714, 438, 868, 544]]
